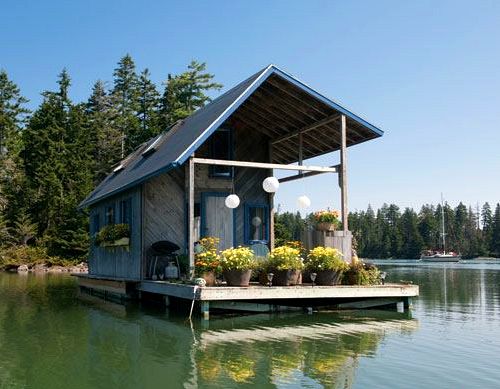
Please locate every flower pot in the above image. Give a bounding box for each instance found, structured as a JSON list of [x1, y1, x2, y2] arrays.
[[272, 269, 302, 286], [315, 270, 342, 286], [101, 237, 130, 247], [201, 271, 216, 287], [316, 222, 336, 231], [223, 269, 252, 287]]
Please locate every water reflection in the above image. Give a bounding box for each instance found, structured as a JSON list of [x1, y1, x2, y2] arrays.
[[80, 293, 417, 388]]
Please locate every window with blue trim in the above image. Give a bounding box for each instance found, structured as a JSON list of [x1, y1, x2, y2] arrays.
[[92, 213, 100, 236], [120, 198, 132, 225], [105, 205, 115, 225], [209, 128, 233, 178], [245, 204, 269, 244]]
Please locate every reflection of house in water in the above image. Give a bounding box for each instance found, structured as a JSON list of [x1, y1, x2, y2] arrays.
[[82, 294, 418, 388]]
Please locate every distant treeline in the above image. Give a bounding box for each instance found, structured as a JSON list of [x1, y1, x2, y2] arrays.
[[275, 202, 500, 259], [0, 55, 222, 261]]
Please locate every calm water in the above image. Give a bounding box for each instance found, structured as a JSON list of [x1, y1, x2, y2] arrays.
[[1, 263, 500, 389]]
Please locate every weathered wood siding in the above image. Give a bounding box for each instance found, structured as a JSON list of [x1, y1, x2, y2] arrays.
[[88, 187, 142, 280], [193, 126, 270, 246], [142, 169, 185, 277], [233, 128, 270, 246]]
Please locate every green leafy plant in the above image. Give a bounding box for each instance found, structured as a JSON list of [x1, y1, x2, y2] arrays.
[[267, 246, 303, 271], [306, 246, 348, 272], [95, 224, 130, 245], [343, 261, 381, 285], [220, 246, 256, 271], [313, 210, 340, 224]]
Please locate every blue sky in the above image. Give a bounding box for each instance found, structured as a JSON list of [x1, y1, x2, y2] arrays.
[[1, 0, 499, 213]]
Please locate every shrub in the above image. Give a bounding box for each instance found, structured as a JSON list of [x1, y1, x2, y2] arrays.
[[220, 247, 256, 271], [343, 261, 381, 285], [95, 224, 130, 245], [267, 246, 303, 271], [306, 246, 348, 272]]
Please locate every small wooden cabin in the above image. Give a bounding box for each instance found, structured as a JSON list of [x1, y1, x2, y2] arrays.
[[79, 65, 383, 281]]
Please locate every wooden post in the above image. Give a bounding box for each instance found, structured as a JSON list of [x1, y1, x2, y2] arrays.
[[340, 115, 348, 233], [298, 131, 303, 176], [188, 156, 195, 279], [201, 301, 210, 321], [268, 142, 275, 250]]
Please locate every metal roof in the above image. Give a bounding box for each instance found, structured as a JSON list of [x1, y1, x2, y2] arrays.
[[80, 64, 383, 208]]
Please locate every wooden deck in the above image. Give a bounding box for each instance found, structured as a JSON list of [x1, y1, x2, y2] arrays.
[[75, 274, 418, 319], [138, 280, 418, 301]]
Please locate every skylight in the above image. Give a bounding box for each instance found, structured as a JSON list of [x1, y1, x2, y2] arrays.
[[142, 134, 163, 156], [113, 164, 124, 173]]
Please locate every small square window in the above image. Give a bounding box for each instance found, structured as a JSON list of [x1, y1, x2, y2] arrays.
[[120, 198, 132, 225], [92, 214, 100, 235], [105, 206, 115, 225], [209, 129, 233, 178]]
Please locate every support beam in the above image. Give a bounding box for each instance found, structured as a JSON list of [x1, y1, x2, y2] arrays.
[[279, 165, 340, 183], [187, 156, 195, 279], [271, 114, 340, 145], [192, 157, 338, 173], [269, 142, 275, 250], [340, 115, 348, 233]]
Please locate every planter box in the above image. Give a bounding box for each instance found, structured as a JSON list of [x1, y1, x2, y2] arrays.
[[101, 237, 130, 248], [272, 270, 302, 286], [223, 269, 252, 287]]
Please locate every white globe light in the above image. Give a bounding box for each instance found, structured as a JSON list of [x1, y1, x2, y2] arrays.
[[225, 194, 240, 209], [262, 176, 279, 193], [252, 216, 262, 227], [297, 195, 311, 209]]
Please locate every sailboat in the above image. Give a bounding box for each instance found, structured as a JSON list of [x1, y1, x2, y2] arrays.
[[420, 194, 461, 262]]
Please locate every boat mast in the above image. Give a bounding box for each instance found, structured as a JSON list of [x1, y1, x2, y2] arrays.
[[441, 193, 446, 255]]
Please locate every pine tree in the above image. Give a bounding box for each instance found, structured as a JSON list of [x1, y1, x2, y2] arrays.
[[136, 68, 160, 142], [111, 54, 140, 156], [0, 70, 29, 225], [481, 202, 493, 254], [22, 70, 92, 257], [13, 212, 36, 245], [0, 70, 29, 156], [87, 80, 122, 183], [492, 204, 500, 257], [400, 208, 424, 258], [159, 60, 222, 127]]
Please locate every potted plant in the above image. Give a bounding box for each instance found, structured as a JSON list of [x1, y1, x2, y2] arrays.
[[343, 261, 381, 285], [95, 224, 130, 247], [220, 246, 256, 286], [266, 246, 304, 286], [305, 246, 348, 285], [194, 237, 221, 286], [313, 210, 340, 231]]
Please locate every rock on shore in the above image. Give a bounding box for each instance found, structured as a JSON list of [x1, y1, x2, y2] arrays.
[[16, 262, 88, 273]]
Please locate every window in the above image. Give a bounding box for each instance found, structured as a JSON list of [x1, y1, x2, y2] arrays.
[[105, 205, 115, 225], [120, 198, 132, 225], [245, 204, 269, 244], [209, 129, 233, 177], [92, 213, 100, 235]]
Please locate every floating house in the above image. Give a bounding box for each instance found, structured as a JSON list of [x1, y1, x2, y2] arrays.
[[77, 65, 418, 316]]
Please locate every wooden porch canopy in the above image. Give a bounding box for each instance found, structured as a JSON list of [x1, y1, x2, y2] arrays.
[[222, 71, 382, 165]]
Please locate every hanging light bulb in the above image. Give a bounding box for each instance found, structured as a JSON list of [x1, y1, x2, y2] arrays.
[[262, 176, 279, 193], [225, 194, 240, 209], [297, 195, 311, 209]]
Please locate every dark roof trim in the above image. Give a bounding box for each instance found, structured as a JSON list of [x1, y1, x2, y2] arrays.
[[174, 64, 383, 166]]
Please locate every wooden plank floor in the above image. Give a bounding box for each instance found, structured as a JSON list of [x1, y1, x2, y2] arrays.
[[138, 281, 419, 301]]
